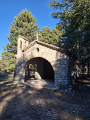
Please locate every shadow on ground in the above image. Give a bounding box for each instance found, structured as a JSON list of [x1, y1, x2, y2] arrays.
[[0, 73, 90, 120], [73, 74, 90, 91]]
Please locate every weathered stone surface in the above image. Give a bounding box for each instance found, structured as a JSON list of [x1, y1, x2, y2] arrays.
[[13, 35, 73, 91], [35, 72, 41, 80]]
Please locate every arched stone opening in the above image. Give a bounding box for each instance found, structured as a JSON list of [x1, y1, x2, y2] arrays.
[[25, 57, 54, 82]]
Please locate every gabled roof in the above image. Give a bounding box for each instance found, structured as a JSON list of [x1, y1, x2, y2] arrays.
[[23, 39, 64, 52], [22, 39, 76, 60]]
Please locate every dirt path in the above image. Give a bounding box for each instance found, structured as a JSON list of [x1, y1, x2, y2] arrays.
[[0, 73, 90, 120]]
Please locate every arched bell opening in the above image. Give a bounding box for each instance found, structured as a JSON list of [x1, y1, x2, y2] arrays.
[[25, 57, 54, 82]]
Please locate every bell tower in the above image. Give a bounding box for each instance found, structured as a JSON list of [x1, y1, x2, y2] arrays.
[[17, 35, 29, 57]]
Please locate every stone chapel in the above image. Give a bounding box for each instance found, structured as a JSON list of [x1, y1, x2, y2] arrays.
[[13, 35, 73, 91]]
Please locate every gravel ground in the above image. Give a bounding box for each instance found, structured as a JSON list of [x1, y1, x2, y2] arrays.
[[0, 73, 90, 120]]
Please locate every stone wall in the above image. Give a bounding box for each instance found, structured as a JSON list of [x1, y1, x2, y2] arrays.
[[14, 35, 72, 91]]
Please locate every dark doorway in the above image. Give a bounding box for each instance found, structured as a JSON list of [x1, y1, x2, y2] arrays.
[[25, 57, 54, 81]]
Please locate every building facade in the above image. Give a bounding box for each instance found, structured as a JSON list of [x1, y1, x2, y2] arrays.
[[13, 35, 73, 91]]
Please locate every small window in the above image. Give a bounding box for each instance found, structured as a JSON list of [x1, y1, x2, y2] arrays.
[[36, 48, 39, 52]]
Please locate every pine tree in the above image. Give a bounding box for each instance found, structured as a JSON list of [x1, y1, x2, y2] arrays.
[[39, 27, 63, 47], [2, 9, 39, 72], [1, 52, 16, 72], [5, 9, 39, 53], [49, 0, 90, 74]]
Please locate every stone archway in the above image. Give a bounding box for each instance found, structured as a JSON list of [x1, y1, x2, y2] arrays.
[[14, 35, 73, 91], [25, 57, 54, 82]]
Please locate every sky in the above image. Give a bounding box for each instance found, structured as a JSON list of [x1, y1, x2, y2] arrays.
[[0, 0, 60, 58]]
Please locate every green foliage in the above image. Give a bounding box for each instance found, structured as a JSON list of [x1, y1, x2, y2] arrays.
[[39, 27, 63, 46], [4, 9, 39, 53], [49, 0, 90, 74], [0, 60, 3, 72], [1, 9, 39, 72], [0, 52, 16, 72]]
